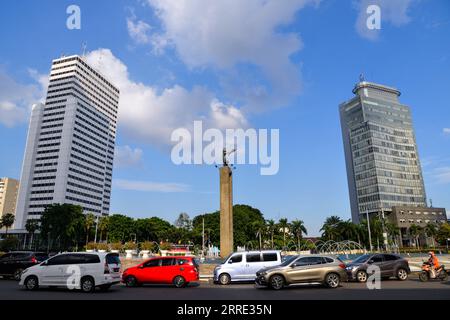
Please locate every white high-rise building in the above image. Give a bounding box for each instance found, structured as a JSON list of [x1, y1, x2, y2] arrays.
[[14, 55, 119, 230]]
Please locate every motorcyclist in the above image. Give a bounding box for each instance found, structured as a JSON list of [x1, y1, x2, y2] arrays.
[[427, 251, 440, 278]]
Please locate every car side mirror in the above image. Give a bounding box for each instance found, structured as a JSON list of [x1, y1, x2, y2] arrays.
[[228, 260, 233, 264], [41, 261, 48, 266], [138, 265, 144, 269], [368, 260, 374, 264]]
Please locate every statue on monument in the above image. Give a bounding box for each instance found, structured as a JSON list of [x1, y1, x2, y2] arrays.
[[222, 147, 236, 167]]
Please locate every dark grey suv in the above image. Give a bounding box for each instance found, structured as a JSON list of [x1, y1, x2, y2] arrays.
[[346, 254, 410, 282]]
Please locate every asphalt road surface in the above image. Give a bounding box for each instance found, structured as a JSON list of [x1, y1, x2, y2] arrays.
[[1, 276, 449, 300]]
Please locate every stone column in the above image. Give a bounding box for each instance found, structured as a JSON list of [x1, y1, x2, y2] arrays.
[[220, 166, 233, 257]]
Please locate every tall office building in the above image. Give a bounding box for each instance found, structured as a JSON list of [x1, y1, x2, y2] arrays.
[[340, 80, 427, 223], [14, 55, 119, 230], [0, 177, 19, 217]]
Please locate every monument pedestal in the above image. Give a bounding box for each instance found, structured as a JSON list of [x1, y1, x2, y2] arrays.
[[220, 166, 233, 257]]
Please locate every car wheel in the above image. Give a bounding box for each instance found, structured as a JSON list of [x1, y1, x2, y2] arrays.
[[219, 273, 231, 285], [356, 270, 368, 283], [13, 269, 24, 281], [325, 273, 340, 288], [80, 276, 95, 293], [173, 276, 186, 288], [396, 268, 408, 281], [24, 276, 39, 291], [125, 276, 138, 287], [269, 275, 285, 290]]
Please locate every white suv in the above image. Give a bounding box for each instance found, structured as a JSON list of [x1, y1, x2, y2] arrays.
[[19, 252, 121, 293]]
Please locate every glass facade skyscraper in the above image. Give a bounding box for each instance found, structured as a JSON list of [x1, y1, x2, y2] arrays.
[[340, 81, 427, 223]]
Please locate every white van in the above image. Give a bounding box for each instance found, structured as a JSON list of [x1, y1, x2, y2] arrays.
[[19, 252, 121, 293], [213, 250, 282, 285]]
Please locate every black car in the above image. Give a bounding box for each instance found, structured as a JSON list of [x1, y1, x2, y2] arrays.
[[346, 253, 410, 282], [0, 251, 49, 280]]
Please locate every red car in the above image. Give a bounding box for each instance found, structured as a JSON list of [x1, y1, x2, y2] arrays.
[[122, 256, 199, 288]]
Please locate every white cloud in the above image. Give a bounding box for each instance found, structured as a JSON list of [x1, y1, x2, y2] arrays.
[[443, 128, 450, 135], [144, 0, 319, 111], [127, 15, 152, 44], [0, 69, 45, 127], [114, 145, 144, 168], [355, 0, 414, 40], [85, 48, 248, 147], [113, 179, 190, 192]]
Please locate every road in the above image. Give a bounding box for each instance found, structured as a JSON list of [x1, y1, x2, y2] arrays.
[[1, 275, 450, 300]]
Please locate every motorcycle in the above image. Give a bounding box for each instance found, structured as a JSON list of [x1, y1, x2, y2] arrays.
[[419, 262, 448, 282]]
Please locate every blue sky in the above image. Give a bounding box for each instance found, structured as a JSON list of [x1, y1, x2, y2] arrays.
[[0, 0, 449, 236]]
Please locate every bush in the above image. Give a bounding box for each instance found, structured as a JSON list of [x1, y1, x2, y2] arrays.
[[109, 242, 123, 251], [159, 242, 173, 251], [96, 242, 109, 251], [86, 242, 97, 250], [123, 241, 137, 250], [140, 241, 155, 251], [0, 237, 20, 252]]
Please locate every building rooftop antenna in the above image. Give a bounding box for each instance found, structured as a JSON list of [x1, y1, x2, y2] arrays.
[[81, 42, 87, 58], [359, 73, 365, 82]]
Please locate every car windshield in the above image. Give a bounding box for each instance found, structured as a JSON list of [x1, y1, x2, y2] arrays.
[[221, 253, 233, 264], [353, 254, 371, 263], [280, 255, 298, 266]]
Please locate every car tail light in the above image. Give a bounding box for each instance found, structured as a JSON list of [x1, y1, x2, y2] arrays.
[[104, 261, 110, 274], [339, 263, 346, 269], [31, 257, 37, 263]]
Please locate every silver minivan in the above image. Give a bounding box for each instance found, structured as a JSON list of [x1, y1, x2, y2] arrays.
[[214, 250, 282, 285]]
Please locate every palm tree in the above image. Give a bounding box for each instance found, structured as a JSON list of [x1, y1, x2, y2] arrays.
[[425, 223, 438, 248], [278, 218, 290, 249], [337, 220, 359, 242], [291, 220, 307, 251], [1, 213, 15, 236], [98, 216, 109, 242], [84, 213, 96, 247], [251, 220, 265, 250], [385, 222, 400, 248], [266, 219, 276, 249], [320, 216, 342, 241], [409, 224, 423, 249], [25, 219, 40, 250]]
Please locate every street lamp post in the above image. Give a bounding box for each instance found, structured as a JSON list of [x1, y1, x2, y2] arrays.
[[366, 210, 373, 252]]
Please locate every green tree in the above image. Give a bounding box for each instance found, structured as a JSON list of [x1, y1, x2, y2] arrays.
[[25, 219, 40, 250], [278, 218, 290, 249], [425, 223, 438, 248], [385, 221, 400, 248], [266, 219, 277, 249], [409, 224, 423, 249], [98, 216, 109, 242], [84, 213, 96, 247], [320, 216, 342, 241], [39, 204, 85, 251], [174, 213, 192, 231], [291, 219, 307, 251], [436, 223, 450, 245], [192, 205, 266, 249], [1, 213, 15, 236], [107, 214, 135, 242]]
